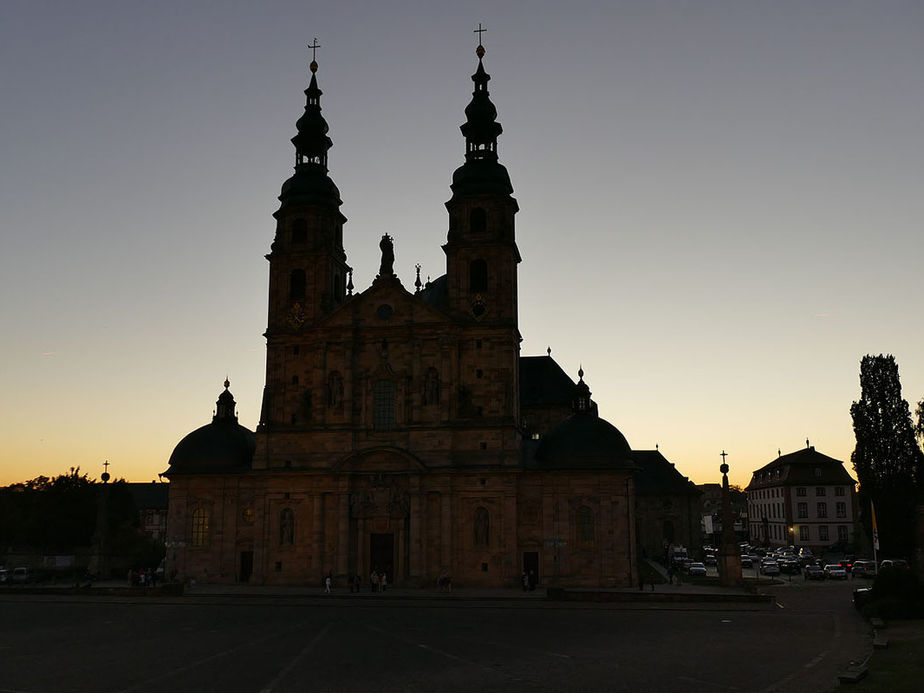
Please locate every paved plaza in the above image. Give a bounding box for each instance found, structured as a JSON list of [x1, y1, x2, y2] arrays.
[[0, 579, 871, 692]]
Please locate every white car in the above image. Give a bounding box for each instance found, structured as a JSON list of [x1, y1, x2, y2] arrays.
[[760, 560, 780, 576], [688, 562, 707, 576], [823, 564, 847, 580]]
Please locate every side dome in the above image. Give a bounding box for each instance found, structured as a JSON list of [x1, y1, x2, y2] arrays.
[[165, 380, 255, 476], [528, 369, 635, 471], [532, 413, 634, 470]]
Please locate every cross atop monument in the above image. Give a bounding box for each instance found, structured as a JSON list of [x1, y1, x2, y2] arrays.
[[103, 460, 110, 474]]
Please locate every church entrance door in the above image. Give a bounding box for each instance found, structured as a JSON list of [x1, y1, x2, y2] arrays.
[[239, 551, 253, 583], [370, 533, 394, 584], [523, 551, 540, 585]]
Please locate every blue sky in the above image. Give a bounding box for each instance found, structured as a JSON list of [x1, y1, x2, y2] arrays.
[[1, 1, 922, 487]]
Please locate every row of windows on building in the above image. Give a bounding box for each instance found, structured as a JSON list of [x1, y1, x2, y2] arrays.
[[749, 501, 849, 520], [750, 486, 847, 500], [189, 505, 599, 548], [752, 522, 849, 543]]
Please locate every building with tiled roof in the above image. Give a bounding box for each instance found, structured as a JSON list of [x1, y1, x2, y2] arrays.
[[746, 444, 857, 550]]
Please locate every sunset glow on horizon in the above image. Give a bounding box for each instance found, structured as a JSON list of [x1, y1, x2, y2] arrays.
[[2, 1, 922, 489]]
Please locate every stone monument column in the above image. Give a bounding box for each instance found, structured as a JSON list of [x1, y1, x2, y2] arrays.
[[717, 452, 743, 586]]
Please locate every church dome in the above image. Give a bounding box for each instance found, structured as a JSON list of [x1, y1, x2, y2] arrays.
[[529, 369, 635, 471], [165, 380, 255, 476]]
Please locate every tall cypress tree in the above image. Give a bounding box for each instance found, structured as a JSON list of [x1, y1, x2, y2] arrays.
[[850, 354, 924, 558]]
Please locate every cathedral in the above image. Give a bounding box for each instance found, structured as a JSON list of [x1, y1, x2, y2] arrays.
[[165, 40, 696, 588]]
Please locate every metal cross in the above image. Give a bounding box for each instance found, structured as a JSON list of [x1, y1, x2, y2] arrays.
[[474, 23, 486, 44], [308, 38, 321, 61], [103, 460, 110, 474], [720, 450, 727, 464]]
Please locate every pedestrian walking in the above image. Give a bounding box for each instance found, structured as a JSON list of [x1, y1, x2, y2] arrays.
[[325, 573, 332, 593]]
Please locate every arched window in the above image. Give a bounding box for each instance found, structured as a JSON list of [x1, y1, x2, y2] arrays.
[[289, 269, 306, 300], [191, 508, 210, 547], [423, 368, 440, 406], [470, 207, 487, 233], [373, 380, 396, 430], [292, 219, 307, 244], [576, 506, 595, 544], [279, 508, 295, 545], [469, 259, 487, 292], [474, 507, 490, 547]]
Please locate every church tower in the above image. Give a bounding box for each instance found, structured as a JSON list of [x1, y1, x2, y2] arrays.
[[444, 38, 520, 325], [260, 48, 350, 431], [443, 36, 522, 432]]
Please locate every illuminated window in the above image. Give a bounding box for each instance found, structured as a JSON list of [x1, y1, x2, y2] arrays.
[[191, 508, 210, 547]]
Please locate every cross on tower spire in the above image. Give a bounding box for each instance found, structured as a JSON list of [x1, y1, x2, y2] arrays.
[[474, 23, 486, 59], [308, 37, 321, 73]]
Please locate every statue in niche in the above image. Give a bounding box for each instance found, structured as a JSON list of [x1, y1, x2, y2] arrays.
[[279, 508, 294, 545], [328, 371, 343, 407], [474, 507, 490, 547], [379, 234, 395, 276]]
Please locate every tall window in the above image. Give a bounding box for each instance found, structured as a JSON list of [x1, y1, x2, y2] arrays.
[[797, 502, 808, 519], [423, 368, 440, 406], [797, 487, 806, 497], [837, 525, 848, 542], [799, 525, 810, 541], [327, 371, 343, 407], [191, 508, 210, 547], [279, 508, 295, 545], [836, 502, 846, 518], [292, 218, 307, 244], [815, 487, 826, 497], [470, 207, 487, 233], [289, 269, 306, 300], [577, 506, 595, 544], [817, 502, 827, 518], [469, 259, 488, 292], [819, 525, 829, 541], [373, 380, 396, 430], [835, 487, 845, 496], [473, 507, 490, 547]]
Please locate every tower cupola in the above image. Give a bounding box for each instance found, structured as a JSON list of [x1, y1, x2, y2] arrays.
[[278, 42, 342, 211], [451, 35, 513, 197]]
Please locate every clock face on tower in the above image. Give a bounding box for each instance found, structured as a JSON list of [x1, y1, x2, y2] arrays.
[[287, 302, 306, 330]]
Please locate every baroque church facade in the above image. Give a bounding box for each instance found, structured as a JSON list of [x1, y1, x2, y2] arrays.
[[165, 42, 668, 588]]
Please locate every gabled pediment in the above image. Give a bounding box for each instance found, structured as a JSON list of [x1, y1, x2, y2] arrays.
[[319, 275, 451, 328]]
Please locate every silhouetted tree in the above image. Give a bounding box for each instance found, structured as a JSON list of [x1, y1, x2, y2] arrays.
[[915, 398, 924, 449], [851, 355, 924, 558]]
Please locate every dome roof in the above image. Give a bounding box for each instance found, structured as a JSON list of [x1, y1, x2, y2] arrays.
[[529, 369, 635, 471], [165, 380, 255, 476], [531, 412, 635, 470], [166, 420, 255, 475]]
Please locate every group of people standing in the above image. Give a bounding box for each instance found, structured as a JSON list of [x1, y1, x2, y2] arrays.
[[325, 569, 388, 593], [127, 567, 156, 587]]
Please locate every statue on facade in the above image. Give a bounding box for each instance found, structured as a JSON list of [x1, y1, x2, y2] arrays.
[[379, 234, 395, 276]]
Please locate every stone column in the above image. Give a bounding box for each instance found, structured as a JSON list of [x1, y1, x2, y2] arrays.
[[338, 491, 349, 576], [717, 458, 742, 586]]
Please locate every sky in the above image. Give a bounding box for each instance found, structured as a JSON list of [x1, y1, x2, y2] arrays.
[[2, 1, 922, 489]]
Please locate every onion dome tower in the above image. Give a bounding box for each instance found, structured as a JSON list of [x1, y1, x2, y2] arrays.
[[260, 42, 351, 431], [444, 30, 521, 325]]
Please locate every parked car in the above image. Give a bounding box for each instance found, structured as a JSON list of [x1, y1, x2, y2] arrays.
[[880, 559, 910, 572], [703, 555, 717, 567], [823, 564, 847, 580], [779, 558, 801, 574], [760, 560, 780, 576], [0, 568, 8, 584], [11, 567, 31, 584], [688, 562, 707, 576], [804, 564, 825, 580], [852, 559, 877, 578], [740, 556, 753, 569]]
